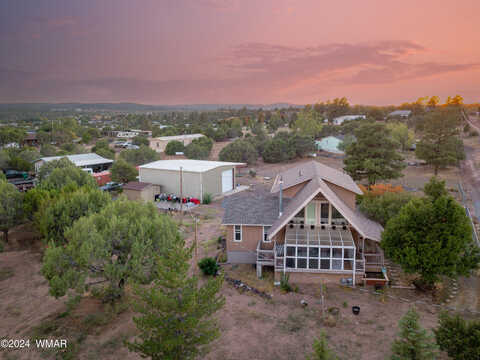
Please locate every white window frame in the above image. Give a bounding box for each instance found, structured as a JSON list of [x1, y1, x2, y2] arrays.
[[234, 225, 242, 242], [263, 226, 271, 243]]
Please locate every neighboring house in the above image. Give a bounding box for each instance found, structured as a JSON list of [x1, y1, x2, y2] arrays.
[[34, 153, 114, 173], [139, 159, 245, 199], [222, 161, 384, 286], [116, 131, 140, 138], [149, 134, 205, 153], [123, 181, 161, 202], [22, 133, 39, 147], [388, 110, 411, 118], [316, 135, 345, 154], [332, 115, 366, 125], [130, 129, 152, 137]]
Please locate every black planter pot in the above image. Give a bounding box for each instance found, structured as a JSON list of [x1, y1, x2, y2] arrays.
[[352, 306, 360, 315]]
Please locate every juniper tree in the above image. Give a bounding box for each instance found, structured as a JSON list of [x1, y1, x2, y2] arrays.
[[37, 186, 111, 245], [434, 312, 480, 360], [42, 199, 180, 300], [126, 238, 225, 360], [0, 179, 24, 243], [381, 192, 479, 286], [110, 158, 138, 183]]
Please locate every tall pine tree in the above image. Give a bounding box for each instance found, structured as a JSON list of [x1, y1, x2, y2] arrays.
[[126, 238, 225, 360], [344, 122, 405, 186]]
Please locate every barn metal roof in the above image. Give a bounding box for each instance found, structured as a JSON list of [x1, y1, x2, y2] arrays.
[[139, 159, 245, 173]]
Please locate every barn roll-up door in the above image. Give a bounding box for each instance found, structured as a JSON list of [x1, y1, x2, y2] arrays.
[[221, 169, 233, 193]]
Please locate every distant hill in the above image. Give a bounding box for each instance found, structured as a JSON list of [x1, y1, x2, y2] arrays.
[[0, 102, 301, 112]]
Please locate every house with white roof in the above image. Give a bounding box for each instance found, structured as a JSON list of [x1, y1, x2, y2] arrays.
[[34, 153, 114, 173], [388, 110, 412, 118], [149, 134, 205, 153], [332, 115, 366, 125]]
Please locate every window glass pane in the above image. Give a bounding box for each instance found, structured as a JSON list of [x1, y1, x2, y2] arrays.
[[320, 248, 330, 258], [286, 246, 296, 256], [321, 203, 329, 224], [297, 258, 307, 268], [332, 259, 342, 270], [309, 259, 319, 269], [294, 208, 304, 218], [343, 260, 353, 270], [320, 259, 330, 269], [286, 258, 295, 268], [331, 206, 346, 225], [344, 248, 354, 259], [297, 247, 307, 257], [309, 247, 319, 258], [305, 203, 316, 225], [332, 248, 342, 258], [263, 226, 271, 241]]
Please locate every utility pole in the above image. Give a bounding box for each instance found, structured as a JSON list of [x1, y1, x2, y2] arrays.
[[180, 166, 183, 213], [194, 215, 198, 272]]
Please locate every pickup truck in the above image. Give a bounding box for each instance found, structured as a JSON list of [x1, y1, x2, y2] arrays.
[[100, 182, 123, 192]]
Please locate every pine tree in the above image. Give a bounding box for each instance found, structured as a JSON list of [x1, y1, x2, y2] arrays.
[[390, 307, 437, 360], [307, 332, 338, 360], [126, 238, 225, 360], [344, 122, 405, 186]]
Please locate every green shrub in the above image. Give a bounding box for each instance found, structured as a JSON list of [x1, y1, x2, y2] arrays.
[[198, 257, 219, 276], [249, 169, 256, 178], [185, 137, 213, 160], [202, 193, 212, 204], [164, 140, 185, 155], [434, 312, 480, 359], [358, 192, 415, 226], [219, 139, 258, 164], [280, 273, 292, 292]]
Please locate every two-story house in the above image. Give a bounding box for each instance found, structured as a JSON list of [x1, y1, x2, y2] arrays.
[[222, 161, 385, 286]]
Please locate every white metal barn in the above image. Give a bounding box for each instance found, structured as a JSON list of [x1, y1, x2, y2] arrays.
[[138, 160, 245, 199]]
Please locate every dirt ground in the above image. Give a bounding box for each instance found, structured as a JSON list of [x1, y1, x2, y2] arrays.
[[2, 140, 479, 359], [0, 229, 454, 360]]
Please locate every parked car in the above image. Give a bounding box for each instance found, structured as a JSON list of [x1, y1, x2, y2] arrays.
[[125, 144, 139, 150], [100, 182, 123, 192]]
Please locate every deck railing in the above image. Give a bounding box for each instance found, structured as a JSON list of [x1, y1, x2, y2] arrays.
[[256, 241, 274, 264]]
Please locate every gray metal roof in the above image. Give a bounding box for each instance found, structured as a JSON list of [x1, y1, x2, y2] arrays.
[[38, 153, 113, 167], [140, 159, 245, 173], [222, 188, 290, 226]]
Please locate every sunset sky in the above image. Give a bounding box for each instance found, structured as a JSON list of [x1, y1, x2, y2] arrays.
[[1, 0, 479, 105]]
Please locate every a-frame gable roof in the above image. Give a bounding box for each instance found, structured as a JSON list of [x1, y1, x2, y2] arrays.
[[270, 161, 362, 195], [267, 166, 383, 241]]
